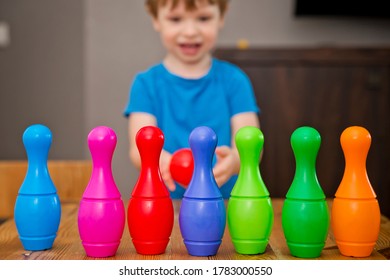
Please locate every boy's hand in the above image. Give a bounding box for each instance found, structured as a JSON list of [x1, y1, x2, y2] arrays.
[[213, 146, 240, 187], [160, 150, 176, 192]]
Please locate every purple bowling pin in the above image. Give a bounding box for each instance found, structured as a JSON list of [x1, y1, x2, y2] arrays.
[[179, 126, 226, 256], [78, 126, 125, 258]]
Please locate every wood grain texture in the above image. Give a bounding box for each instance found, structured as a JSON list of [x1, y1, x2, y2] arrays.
[[0, 199, 388, 260]]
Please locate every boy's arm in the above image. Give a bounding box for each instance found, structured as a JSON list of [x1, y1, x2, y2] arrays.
[[213, 112, 260, 187], [128, 112, 176, 191]]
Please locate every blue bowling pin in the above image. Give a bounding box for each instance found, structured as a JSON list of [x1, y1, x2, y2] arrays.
[[179, 126, 226, 256], [14, 124, 61, 251]]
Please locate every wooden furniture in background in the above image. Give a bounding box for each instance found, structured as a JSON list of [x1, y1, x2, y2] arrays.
[[0, 199, 389, 260], [0, 160, 92, 219], [215, 47, 390, 217]]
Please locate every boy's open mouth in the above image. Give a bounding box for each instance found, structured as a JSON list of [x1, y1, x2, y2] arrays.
[[179, 43, 201, 55]]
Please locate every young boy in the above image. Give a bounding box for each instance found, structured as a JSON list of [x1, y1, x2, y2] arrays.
[[124, 0, 260, 199]]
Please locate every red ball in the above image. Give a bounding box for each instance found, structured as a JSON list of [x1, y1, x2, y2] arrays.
[[169, 148, 194, 188]]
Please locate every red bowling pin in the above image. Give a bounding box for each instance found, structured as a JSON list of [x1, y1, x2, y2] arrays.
[[128, 126, 174, 254], [78, 126, 125, 258]]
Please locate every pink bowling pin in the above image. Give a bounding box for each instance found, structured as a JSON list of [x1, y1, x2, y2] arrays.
[[78, 126, 125, 258]]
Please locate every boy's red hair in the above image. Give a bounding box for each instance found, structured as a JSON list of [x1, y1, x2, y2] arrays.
[[146, 0, 228, 18]]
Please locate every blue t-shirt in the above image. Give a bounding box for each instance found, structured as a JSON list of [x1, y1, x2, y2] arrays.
[[124, 58, 259, 198]]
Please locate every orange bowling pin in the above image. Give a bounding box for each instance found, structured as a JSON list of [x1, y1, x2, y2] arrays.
[[331, 126, 380, 257]]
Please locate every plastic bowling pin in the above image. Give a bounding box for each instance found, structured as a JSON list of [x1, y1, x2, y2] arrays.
[[227, 126, 273, 255], [170, 148, 194, 187], [127, 126, 174, 255], [179, 126, 226, 256], [331, 126, 380, 257], [78, 126, 125, 258], [281, 126, 330, 258], [14, 124, 61, 251]]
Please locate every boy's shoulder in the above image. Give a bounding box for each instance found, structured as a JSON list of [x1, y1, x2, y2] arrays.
[[213, 58, 238, 69], [212, 58, 249, 79], [136, 63, 164, 79]]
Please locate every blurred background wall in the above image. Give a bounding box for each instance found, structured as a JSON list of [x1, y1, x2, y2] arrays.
[[1, 0, 390, 198]]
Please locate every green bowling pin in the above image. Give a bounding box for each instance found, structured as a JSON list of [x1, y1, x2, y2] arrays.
[[282, 126, 330, 258], [227, 126, 274, 254]]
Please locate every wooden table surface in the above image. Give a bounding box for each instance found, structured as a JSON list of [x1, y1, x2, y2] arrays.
[[0, 198, 389, 260]]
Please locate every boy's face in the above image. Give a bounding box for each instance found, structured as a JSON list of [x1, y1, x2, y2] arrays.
[[152, 0, 224, 65]]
